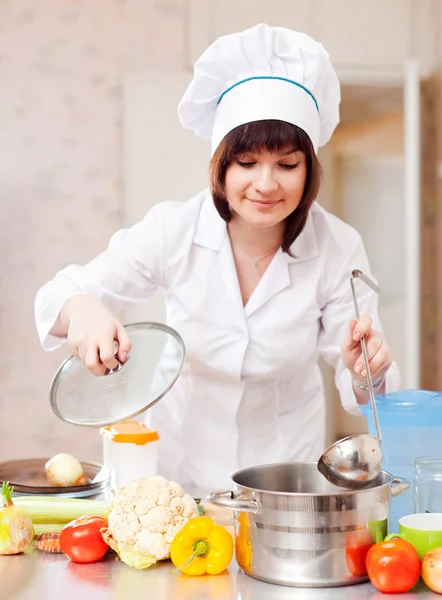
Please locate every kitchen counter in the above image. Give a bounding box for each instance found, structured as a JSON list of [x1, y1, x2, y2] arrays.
[[2, 500, 439, 599], [1, 552, 440, 600]]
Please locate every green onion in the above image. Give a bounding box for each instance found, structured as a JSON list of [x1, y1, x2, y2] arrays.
[[13, 497, 111, 524]]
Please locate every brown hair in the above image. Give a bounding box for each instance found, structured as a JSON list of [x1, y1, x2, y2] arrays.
[[209, 120, 322, 254]]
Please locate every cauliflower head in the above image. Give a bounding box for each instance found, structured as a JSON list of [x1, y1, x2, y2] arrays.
[[103, 476, 199, 569]]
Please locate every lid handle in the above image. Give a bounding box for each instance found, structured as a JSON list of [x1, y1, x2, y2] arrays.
[[103, 340, 130, 376]]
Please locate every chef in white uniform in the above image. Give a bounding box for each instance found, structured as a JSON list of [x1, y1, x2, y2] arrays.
[[35, 24, 399, 490]]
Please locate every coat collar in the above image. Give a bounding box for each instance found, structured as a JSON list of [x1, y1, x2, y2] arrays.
[[193, 192, 319, 265], [193, 195, 321, 318], [193, 191, 227, 251], [286, 204, 319, 264]]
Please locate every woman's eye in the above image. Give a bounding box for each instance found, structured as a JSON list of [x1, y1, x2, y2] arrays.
[[280, 162, 300, 170], [236, 160, 255, 168]]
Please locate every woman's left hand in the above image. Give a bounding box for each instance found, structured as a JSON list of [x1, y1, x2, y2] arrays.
[[341, 315, 393, 386]]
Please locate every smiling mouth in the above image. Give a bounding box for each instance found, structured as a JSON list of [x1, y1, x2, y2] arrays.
[[247, 199, 281, 207]]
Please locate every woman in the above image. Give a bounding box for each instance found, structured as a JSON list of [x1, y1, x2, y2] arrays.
[[35, 24, 398, 490]]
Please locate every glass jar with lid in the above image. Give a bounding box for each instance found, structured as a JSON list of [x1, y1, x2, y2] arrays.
[[100, 420, 160, 491], [414, 456, 442, 514]]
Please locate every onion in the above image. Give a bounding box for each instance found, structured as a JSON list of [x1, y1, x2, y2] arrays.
[[45, 453, 86, 487], [422, 547, 442, 594], [0, 482, 34, 554]]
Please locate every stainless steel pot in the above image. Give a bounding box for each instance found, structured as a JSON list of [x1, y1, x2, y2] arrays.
[[207, 462, 409, 588]]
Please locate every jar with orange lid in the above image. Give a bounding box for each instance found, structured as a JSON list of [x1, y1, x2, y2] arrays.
[[100, 421, 160, 490]]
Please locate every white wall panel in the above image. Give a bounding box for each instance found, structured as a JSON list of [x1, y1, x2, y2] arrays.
[[122, 72, 211, 327]]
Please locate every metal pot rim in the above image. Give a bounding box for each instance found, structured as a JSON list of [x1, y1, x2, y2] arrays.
[[230, 461, 396, 497]]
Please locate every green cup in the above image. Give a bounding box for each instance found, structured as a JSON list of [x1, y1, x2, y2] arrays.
[[385, 513, 442, 558], [369, 518, 388, 544]]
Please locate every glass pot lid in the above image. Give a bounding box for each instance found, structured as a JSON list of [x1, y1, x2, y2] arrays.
[[50, 322, 185, 427]]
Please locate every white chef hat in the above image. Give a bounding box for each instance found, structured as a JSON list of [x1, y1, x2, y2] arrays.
[[178, 23, 341, 155]]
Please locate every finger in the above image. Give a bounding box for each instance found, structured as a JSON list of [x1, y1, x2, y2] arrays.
[[68, 334, 83, 359], [353, 315, 372, 342], [354, 336, 385, 376], [70, 332, 90, 362], [98, 336, 120, 371], [361, 345, 392, 380], [84, 343, 107, 376], [343, 319, 359, 351], [116, 323, 132, 363], [76, 340, 88, 363]]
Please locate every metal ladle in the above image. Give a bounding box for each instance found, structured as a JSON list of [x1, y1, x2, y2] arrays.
[[317, 270, 383, 489]]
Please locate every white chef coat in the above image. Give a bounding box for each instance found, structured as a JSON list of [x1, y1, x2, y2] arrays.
[[35, 189, 399, 491]]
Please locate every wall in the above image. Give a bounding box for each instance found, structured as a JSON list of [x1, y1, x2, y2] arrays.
[[434, 3, 442, 390], [0, 0, 186, 463]]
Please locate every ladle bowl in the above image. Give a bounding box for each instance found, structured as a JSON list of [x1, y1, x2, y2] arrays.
[[317, 433, 382, 490]]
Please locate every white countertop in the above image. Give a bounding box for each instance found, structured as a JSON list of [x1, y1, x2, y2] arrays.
[[1, 551, 440, 600]]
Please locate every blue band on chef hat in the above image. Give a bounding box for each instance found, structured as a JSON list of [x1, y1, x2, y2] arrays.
[[217, 76, 319, 113]]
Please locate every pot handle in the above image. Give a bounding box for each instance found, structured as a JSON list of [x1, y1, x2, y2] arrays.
[[390, 476, 410, 497], [206, 491, 262, 514]]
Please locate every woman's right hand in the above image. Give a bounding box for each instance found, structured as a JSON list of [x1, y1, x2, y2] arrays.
[[61, 295, 132, 376]]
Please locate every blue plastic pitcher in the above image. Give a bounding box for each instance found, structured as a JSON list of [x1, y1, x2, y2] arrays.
[[360, 390, 442, 532]]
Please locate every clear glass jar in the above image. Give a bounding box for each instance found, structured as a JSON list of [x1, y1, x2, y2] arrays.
[[414, 457, 442, 513]]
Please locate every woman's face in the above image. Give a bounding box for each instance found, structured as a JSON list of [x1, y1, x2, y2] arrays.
[[224, 149, 307, 229]]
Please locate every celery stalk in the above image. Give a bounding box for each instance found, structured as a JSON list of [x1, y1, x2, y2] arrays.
[[33, 523, 65, 536], [15, 496, 96, 502], [13, 497, 111, 524]]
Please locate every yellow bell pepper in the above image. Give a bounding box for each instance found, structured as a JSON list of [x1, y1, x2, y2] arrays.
[[235, 512, 252, 569], [170, 516, 233, 576]]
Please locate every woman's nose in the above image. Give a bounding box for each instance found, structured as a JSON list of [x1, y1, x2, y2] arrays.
[[252, 167, 279, 194]]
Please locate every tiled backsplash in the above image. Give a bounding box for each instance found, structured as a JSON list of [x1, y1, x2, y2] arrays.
[[0, 0, 185, 464]]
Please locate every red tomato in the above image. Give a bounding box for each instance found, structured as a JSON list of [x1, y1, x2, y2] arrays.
[[366, 538, 421, 593], [346, 544, 373, 577], [345, 527, 374, 577], [60, 516, 108, 564]]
